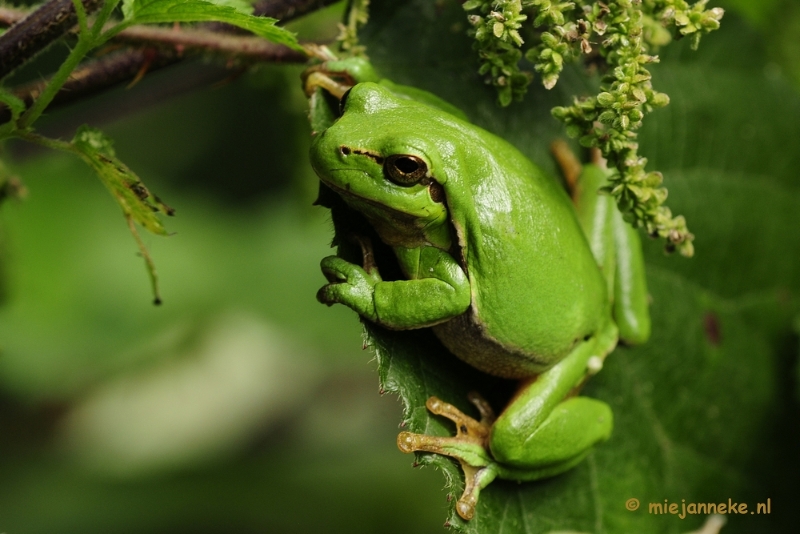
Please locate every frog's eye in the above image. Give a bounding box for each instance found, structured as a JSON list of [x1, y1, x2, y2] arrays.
[[384, 155, 428, 186]]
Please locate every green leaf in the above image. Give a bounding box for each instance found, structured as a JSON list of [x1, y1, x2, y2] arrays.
[[372, 275, 779, 533], [121, 0, 303, 51], [71, 125, 174, 303], [72, 126, 173, 236], [330, 2, 800, 532]]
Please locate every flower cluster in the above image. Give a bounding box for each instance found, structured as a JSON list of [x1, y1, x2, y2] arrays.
[[462, 0, 535, 106], [337, 0, 371, 56], [463, 0, 724, 256]]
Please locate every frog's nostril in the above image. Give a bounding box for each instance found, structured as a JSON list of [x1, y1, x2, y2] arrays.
[[340, 146, 351, 156]]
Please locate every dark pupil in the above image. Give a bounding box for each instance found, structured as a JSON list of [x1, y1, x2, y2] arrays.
[[395, 157, 419, 175]]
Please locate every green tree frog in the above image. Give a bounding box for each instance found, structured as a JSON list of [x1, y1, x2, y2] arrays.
[[306, 58, 651, 521]]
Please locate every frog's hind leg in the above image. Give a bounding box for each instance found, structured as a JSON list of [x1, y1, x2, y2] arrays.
[[397, 394, 500, 520], [487, 321, 617, 472], [490, 395, 612, 474], [610, 205, 651, 344], [397, 394, 494, 465], [399, 323, 618, 521], [569, 156, 618, 290], [559, 145, 651, 345]]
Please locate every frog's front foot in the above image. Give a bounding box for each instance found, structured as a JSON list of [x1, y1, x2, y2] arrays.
[[397, 393, 499, 520], [316, 235, 382, 320]]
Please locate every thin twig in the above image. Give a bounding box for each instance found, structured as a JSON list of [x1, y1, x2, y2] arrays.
[[0, 24, 309, 125], [0, 0, 102, 80], [0, 0, 326, 66], [16, 0, 126, 129], [0, 6, 308, 63], [0, 27, 307, 124], [126, 213, 162, 306], [0, 48, 177, 125], [111, 25, 308, 63], [0, 3, 314, 125]]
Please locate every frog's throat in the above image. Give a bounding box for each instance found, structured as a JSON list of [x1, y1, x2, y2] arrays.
[[366, 213, 452, 251]]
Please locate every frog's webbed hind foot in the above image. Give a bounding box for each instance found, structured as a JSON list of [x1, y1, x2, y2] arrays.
[[397, 393, 499, 520], [397, 394, 494, 456], [453, 463, 500, 520]]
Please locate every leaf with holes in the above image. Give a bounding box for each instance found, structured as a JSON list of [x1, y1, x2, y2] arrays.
[[72, 125, 173, 302]]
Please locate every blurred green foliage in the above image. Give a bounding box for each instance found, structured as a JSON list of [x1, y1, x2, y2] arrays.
[[0, 4, 448, 532], [0, 0, 799, 533]]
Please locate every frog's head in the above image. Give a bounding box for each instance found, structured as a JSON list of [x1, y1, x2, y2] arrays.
[[310, 82, 465, 248]]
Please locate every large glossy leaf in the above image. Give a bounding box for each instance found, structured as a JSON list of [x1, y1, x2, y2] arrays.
[[333, 2, 800, 532]]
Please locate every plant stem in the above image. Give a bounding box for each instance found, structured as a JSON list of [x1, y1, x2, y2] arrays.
[[0, 48, 177, 125], [0, 28, 307, 125], [1, 0, 313, 129], [16, 0, 123, 130], [92, 0, 124, 40], [16, 34, 94, 130], [13, 129, 78, 153], [112, 25, 308, 62], [126, 213, 162, 306], [72, 0, 90, 35]]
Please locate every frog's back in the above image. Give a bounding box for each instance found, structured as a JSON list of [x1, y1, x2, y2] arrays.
[[432, 127, 608, 379]]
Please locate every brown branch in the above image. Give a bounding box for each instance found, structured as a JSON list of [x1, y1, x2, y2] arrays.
[[111, 25, 308, 63], [0, 26, 308, 125], [0, 0, 103, 80], [0, 7, 310, 62], [0, 1, 324, 126], [0, 48, 176, 124], [0, 8, 28, 26]]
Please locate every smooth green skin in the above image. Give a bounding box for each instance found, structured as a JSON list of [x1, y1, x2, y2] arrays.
[[310, 64, 650, 493]]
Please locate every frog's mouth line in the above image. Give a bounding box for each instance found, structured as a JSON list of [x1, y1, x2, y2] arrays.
[[342, 147, 385, 165], [319, 171, 450, 235], [319, 170, 421, 220]]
